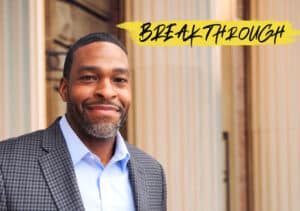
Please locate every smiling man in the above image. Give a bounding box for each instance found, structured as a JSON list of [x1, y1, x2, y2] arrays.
[[0, 32, 166, 211]]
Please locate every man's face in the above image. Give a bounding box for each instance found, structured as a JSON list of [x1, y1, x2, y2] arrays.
[[59, 41, 131, 140]]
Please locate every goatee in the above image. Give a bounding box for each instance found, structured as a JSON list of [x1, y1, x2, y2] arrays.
[[67, 100, 127, 140]]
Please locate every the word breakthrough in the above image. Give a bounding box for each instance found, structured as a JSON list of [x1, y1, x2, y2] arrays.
[[117, 20, 300, 46]]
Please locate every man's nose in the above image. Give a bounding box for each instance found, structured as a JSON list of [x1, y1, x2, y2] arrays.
[[95, 78, 117, 99]]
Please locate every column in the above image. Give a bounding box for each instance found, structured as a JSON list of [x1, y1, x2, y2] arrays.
[[0, 0, 46, 139], [125, 0, 225, 210], [249, 0, 300, 210]]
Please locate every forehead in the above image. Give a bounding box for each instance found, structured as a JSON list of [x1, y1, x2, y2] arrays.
[[72, 41, 128, 66]]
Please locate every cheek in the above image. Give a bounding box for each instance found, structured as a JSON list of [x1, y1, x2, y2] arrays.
[[67, 86, 94, 104], [119, 89, 131, 108]]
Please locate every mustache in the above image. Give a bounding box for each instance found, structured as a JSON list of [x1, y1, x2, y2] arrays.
[[82, 100, 124, 112]]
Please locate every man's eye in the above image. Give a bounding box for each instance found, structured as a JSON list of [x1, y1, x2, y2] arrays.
[[114, 77, 128, 83], [79, 75, 97, 81]]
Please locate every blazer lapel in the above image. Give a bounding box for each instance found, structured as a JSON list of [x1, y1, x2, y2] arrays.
[[38, 120, 84, 211], [127, 146, 150, 211]]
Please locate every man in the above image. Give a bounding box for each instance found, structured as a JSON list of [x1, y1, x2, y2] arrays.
[[0, 32, 166, 211]]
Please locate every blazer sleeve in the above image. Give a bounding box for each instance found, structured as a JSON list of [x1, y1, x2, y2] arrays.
[[161, 164, 167, 211], [0, 167, 7, 211]]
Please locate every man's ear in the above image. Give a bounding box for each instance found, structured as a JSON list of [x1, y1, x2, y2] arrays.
[[59, 78, 68, 102]]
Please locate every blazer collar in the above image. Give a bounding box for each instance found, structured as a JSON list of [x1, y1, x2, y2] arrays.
[[39, 119, 149, 211], [126, 143, 150, 211], [39, 119, 85, 210]]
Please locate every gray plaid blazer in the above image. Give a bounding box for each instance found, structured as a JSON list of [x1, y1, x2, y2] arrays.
[[0, 119, 166, 211]]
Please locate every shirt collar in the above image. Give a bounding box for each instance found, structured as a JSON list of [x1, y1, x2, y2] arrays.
[[112, 131, 130, 171], [59, 115, 130, 171]]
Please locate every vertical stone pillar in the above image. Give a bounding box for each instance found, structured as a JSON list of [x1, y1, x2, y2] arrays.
[[125, 0, 225, 210], [249, 0, 300, 210], [0, 0, 46, 139]]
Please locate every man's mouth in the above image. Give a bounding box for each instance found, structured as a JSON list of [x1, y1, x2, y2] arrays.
[[87, 104, 119, 111], [84, 102, 123, 117]]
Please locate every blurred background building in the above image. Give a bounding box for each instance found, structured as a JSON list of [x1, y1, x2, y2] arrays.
[[0, 0, 299, 211]]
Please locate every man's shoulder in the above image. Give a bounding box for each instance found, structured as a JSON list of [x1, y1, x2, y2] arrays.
[[0, 118, 64, 168], [0, 129, 45, 147], [126, 142, 163, 169], [0, 129, 46, 160], [0, 118, 61, 155]]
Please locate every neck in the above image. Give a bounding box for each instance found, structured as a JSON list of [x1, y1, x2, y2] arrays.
[[65, 114, 116, 166], [81, 136, 116, 166]]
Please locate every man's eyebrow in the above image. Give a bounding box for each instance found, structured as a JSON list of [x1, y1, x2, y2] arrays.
[[113, 68, 129, 75], [77, 65, 99, 72], [77, 66, 129, 75]]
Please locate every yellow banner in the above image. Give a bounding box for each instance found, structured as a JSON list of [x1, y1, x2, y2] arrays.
[[117, 20, 300, 46]]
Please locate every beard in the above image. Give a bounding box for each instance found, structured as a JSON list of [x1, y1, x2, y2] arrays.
[[66, 99, 128, 140]]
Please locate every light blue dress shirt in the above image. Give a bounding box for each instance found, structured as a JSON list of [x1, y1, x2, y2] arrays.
[[59, 115, 135, 211]]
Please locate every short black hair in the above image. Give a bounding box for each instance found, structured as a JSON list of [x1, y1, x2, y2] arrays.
[[63, 32, 127, 79]]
